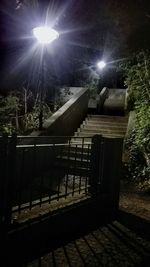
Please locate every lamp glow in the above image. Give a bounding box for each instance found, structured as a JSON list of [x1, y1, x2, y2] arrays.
[[97, 60, 106, 70], [33, 26, 59, 44]]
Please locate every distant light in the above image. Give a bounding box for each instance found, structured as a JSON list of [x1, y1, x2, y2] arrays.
[[97, 60, 106, 70], [33, 26, 59, 44]]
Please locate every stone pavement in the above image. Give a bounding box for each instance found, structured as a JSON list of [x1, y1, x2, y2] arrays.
[[25, 220, 150, 267], [22, 181, 150, 267]]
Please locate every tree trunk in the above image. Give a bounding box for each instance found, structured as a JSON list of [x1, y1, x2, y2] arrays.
[[15, 106, 19, 131]]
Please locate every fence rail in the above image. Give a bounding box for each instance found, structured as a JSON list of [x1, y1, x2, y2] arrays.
[[0, 134, 123, 236], [1, 135, 95, 226]]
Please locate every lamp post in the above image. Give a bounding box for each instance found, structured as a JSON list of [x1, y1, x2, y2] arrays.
[[97, 60, 106, 92], [33, 26, 59, 130]]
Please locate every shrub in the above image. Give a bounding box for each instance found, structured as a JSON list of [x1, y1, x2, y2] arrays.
[[121, 51, 150, 188]]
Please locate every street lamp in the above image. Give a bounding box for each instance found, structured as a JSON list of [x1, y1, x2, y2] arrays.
[[33, 26, 59, 130], [97, 60, 107, 92], [97, 60, 106, 70], [33, 26, 59, 44]]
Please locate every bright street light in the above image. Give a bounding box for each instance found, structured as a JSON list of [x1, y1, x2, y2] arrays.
[[33, 26, 59, 44], [32, 26, 59, 130], [97, 60, 106, 70]]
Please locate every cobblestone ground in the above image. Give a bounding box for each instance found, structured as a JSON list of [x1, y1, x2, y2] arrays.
[[24, 220, 150, 267], [22, 180, 150, 267], [119, 181, 150, 221]]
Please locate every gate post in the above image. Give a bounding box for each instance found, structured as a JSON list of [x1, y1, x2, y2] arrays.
[[0, 134, 8, 241], [89, 135, 102, 195], [101, 137, 123, 210], [0, 134, 17, 241]]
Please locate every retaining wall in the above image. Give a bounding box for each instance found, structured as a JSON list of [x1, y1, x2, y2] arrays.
[[30, 87, 89, 137]]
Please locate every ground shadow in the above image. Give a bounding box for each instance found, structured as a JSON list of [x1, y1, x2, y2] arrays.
[[118, 209, 150, 242], [6, 210, 150, 267]]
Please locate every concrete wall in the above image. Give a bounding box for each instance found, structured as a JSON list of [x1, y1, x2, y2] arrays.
[[103, 88, 126, 115], [30, 87, 89, 137], [97, 87, 109, 112], [88, 87, 108, 114]]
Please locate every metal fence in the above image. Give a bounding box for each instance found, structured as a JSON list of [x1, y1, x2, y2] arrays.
[[1, 135, 96, 227], [0, 134, 123, 233]]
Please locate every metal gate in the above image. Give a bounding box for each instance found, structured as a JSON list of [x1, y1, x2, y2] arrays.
[[0, 134, 123, 242]]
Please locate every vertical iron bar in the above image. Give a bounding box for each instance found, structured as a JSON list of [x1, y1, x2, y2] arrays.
[[18, 147, 25, 214], [5, 134, 17, 226], [39, 146, 44, 207], [48, 144, 55, 204], [48, 160, 52, 204], [65, 138, 71, 198], [39, 178, 43, 207], [89, 135, 102, 196], [50, 143, 56, 200], [57, 144, 62, 201], [72, 144, 77, 196], [85, 142, 90, 194], [29, 142, 36, 210], [79, 137, 84, 194], [98, 137, 105, 186]]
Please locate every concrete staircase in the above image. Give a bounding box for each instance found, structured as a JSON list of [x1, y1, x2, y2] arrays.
[[55, 114, 128, 176], [74, 114, 128, 140]]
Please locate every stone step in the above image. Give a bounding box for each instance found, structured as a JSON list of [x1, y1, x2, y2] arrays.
[[86, 116, 128, 123], [55, 158, 90, 174], [66, 144, 92, 151], [85, 120, 128, 126], [84, 120, 127, 126], [87, 114, 128, 121], [53, 161, 90, 177], [59, 149, 91, 160], [71, 137, 93, 143], [69, 138, 91, 145], [74, 131, 125, 138], [56, 156, 90, 164], [80, 124, 127, 131], [77, 128, 126, 135]]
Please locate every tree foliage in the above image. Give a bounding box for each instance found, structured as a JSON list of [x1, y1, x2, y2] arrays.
[[121, 51, 150, 189], [122, 51, 150, 109], [0, 94, 20, 134], [0, 90, 52, 135]]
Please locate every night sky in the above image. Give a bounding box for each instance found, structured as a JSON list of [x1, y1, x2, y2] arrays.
[[0, 0, 150, 93]]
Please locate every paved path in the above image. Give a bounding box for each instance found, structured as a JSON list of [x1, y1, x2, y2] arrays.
[[25, 220, 150, 267], [23, 181, 150, 267]]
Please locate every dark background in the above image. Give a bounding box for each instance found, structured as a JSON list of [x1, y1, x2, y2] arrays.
[[1, 0, 150, 94]]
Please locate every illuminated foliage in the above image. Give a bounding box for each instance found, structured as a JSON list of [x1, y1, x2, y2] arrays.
[[122, 51, 150, 189]]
